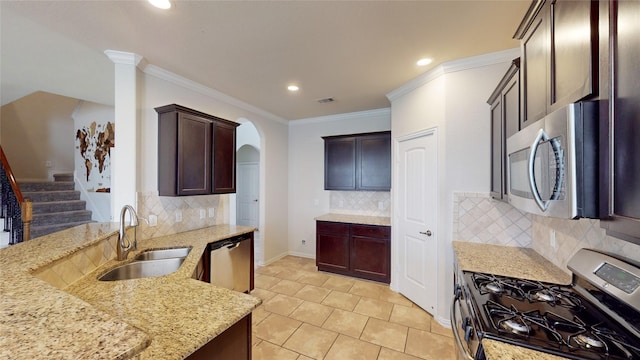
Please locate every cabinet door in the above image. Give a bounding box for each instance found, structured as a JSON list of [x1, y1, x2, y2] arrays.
[[186, 314, 251, 360], [521, 11, 549, 128], [177, 113, 212, 196], [316, 221, 350, 272], [603, 0, 640, 243], [549, 0, 597, 110], [324, 137, 356, 190], [212, 120, 237, 194], [357, 133, 391, 191], [350, 225, 390, 283]]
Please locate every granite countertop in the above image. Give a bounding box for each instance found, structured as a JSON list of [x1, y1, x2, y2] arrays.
[[315, 213, 391, 226], [0, 223, 261, 360], [451, 241, 571, 360]]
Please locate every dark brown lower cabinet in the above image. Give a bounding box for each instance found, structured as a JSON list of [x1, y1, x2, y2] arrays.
[[186, 314, 251, 360], [316, 221, 390, 283]]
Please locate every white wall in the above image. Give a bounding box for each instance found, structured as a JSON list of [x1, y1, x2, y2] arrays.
[[287, 109, 391, 258], [137, 66, 290, 264], [1, 91, 77, 181], [388, 48, 519, 324]]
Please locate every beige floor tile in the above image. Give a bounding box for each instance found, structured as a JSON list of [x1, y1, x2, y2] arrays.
[[353, 297, 394, 320], [255, 274, 281, 289], [255, 265, 283, 277], [252, 306, 271, 325], [360, 318, 408, 352], [263, 294, 304, 316], [275, 268, 305, 281], [253, 340, 300, 360], [321, 308, 369, 338], [430, 318, 453, 338], [296, 355, 314, 360], [294, 284, 331, 303], [251, 288, 278, 301], [324, 334, 380, 360], [405, 328, 455, 360], [288, 301, 334, 327], [389, 304, 431, 331], [283, 323, 338, 359], [377, 347, 423, 360], [252, 337, 262, 347], [269, 279, 306, 296], [378, 290, 415, 307], [253, 313, 302, 345], [297, 271, 331, 287], [322, 275, 355, 292], [349, 280, 387, 299], [321, 291, 361, 311]]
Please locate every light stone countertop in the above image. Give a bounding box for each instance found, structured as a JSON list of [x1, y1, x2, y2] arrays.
[[0, 223, 261, 360], [452, 241, 572, 360], [315, 213, 391, 226]]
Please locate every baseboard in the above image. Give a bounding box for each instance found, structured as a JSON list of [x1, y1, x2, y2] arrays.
[[287, 251, 315, 260], [260, 252, 289, 266], [434, 315, 452, 329]]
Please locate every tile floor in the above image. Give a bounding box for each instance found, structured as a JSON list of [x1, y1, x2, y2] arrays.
[[251, 256, 455, 360]]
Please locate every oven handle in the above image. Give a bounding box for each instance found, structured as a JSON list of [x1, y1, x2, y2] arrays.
[[451, 296, 475, 360]]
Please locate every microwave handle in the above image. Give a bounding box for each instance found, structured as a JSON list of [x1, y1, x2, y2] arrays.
[[528, 128, 550, 211]]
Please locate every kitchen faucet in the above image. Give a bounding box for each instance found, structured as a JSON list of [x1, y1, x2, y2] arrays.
[[117, 205, 139, 261]]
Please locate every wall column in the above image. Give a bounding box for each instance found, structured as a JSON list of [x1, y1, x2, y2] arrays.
[[104, 50, 142, 221]]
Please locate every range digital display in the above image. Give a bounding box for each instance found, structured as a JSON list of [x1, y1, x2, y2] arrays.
[[595, 262, 640, 294]]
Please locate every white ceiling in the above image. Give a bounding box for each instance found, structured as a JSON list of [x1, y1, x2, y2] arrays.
[[1, 1, 530, 121]]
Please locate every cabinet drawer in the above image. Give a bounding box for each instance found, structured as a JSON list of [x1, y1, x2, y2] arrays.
[[352, 224, 390, 239], [317, 221, 350, 234]]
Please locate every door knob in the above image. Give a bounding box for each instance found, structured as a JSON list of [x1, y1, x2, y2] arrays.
[[253, 199, 258, 202], [420, 230, 432, 236]]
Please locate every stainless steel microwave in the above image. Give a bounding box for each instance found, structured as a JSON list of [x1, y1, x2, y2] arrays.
[[506, 102, 600, 219]]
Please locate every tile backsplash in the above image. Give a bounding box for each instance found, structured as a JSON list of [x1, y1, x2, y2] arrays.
[[329, 191, 390, 217], [137, 191, 228, 239], [532, 216, 640, 273], [453, 192, 532, 247]]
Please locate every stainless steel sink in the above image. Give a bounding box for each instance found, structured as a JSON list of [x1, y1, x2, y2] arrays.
[[133, 247, 191, 261], [98, 257, 186, 281]]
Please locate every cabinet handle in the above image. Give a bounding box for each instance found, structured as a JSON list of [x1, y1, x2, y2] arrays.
[[420, 230, 432, 236]]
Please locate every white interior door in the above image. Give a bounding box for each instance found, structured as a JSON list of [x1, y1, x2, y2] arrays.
[[237, 162, 259, 228], [396, 129, 438, 314]]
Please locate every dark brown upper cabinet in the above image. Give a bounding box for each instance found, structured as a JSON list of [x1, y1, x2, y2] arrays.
[[600, 0, 640, 245], [487, 58, 520, 201], [156, 104, 239, 196], [514, 0, 598, 128], [323, 131, 391, 191]]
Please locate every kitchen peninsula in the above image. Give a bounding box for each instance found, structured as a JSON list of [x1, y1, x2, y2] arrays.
[[0, 223, 260, 359]]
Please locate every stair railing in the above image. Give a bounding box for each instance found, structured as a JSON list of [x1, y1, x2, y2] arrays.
[[0, 145, 32, 244]]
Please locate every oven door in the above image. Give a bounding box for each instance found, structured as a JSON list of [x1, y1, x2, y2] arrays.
[[451, 287, 480, 360]]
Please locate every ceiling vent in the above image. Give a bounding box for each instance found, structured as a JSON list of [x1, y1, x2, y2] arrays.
[[316, 97, 335, 104]]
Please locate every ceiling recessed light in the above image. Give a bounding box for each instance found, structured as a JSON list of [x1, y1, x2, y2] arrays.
[[417, 58, 433, 66], [148, 0, 171, 10], [287, 85, 300, 92]]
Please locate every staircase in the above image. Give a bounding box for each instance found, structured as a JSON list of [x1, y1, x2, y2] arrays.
[[20, 173, 93, 239]]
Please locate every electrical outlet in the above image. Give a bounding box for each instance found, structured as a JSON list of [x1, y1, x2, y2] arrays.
[[313, 199, 319, 206], [339, 200, 344, 208], [208, 208, 215, 218], [378, 201, 384, 210], [550, 229, 557, 249], [45, 160, 52, 168], [199, 208, 206, 219], [148, 214, 158, 227], [301, 239, 306, 245], [175, 210, 182, 222]]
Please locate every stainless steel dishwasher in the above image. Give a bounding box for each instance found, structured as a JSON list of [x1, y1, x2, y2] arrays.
[[208, 233, 251, 293]]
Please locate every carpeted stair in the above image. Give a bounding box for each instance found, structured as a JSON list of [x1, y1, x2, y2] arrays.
[[20, 173, 93, 239]]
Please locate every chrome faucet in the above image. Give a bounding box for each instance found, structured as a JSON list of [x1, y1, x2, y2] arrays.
[[117, 205, 139, 261]]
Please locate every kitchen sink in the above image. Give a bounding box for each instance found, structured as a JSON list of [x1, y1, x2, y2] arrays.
[[98, 257, 186, 281], [133, 247, 191, 261]]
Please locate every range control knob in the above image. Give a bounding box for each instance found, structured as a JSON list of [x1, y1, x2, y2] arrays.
[[464, 325, 473, 341]]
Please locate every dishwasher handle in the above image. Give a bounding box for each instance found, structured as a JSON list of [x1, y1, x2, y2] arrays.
[[208, 234, 251, 251]]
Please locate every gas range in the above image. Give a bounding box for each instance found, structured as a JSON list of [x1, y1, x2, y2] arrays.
[[452, 249, 640, 360]]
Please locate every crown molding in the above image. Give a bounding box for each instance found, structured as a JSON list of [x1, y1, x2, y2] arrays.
[[104, 50, 143, 66], [290, 107, 391, 126], [139, 63, 288, 125], [386, 48, 520, 102]]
